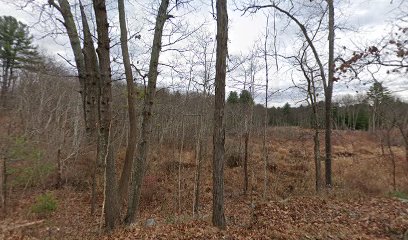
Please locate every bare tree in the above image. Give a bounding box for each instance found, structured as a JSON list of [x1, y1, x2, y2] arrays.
[[243, 0, 335, 187], [47, 0, 90, 133], [191, 29, 215, 216], [297, 45, 323, 192], [0, 148, 7, 215], [117, 0, 138, 205], [242, 50, 258, 195], [78, 0, 101, 214], [93, 0, 120, 230], [125, 0, 170, 224], [212, 0, 228, 229], [262, 15, 270, 199], [325, 0, 335, 187]]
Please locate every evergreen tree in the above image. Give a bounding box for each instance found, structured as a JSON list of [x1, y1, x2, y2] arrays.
[[366, 81, 392, 131], [282, 102, 292, 125], [239, 89, 254, 105], [227, 91, 239, 104], [0, 16, 38, 105], [367, 81, 392, 106]]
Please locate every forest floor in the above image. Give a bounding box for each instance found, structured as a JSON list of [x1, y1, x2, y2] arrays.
[[1, 127, 408, 239]]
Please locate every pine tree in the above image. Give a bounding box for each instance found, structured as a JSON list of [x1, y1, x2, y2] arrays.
[[0, 16, 38, 106], [239, 90, 254, 105], [367, 81, 392, 132], [227, 91, 239, 104]]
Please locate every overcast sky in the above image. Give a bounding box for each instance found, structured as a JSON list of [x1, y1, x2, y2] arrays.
[[0, 0, 406, 106]]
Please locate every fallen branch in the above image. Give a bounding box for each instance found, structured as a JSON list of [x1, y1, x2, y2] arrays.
[[2, 220, 45, 232]]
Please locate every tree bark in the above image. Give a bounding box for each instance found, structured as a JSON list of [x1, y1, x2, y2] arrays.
[[125, 0, 169, 224], [1, 154, 6, 214], [386, 127, 397, 191], [79, 0, 101, 214], [243, 129, 249, 194], [117, 0, 138, 205], [79, 1, 99, 142], [1, 63, 10, 107], [193, 115, 204, 216], [193, 64, 210, 216], [325, 0, 335, 188], [93, 0, 119, 230], [301, 49, 322, 193], [397, 125, 408, 166], [212, 0, 228, 229], [49, 0, 88, 129], [263, 16, 270, 199], [243, 66, 255, 195], [313, 129, 322, 191]]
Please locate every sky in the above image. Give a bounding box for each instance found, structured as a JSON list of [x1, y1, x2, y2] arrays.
[[0, 0, 406, 106]]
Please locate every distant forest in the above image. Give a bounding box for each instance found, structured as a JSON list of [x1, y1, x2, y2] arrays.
[[226, 82, 408, 132]]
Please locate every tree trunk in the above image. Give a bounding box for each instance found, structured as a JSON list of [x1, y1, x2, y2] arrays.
[[1, 63, 10, 107], [79, 0, 101, 214], [243, 129, 249, 194], [1, 154, 6, 214], [397, 125, 408, 165], [325, 0, 335, 188], [125, 0, 169, 224], [314, 129, 322, 192], [386, 127, 397, 191], [117, 0, 138, 205], [405, 139, 408, 165], [79, 1, 99, 141], [50, 0, 88, 128], [263, 21, 270, 199], [244, 64, 255, 195], [193, 115, 204, 216], [93, 0, 119, 230], [56, 148, 62, 189], [212, 0, 228, 229], [193, 76, 209, 216]]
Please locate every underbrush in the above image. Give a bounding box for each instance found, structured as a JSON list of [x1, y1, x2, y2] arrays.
[[2, 126, 408, 239], [390, 191, 408, 199], [7, 136, 54, 188], [31, 192, 57, 215]]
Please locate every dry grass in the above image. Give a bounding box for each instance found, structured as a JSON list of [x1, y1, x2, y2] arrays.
[[1, 126, 408, 239]]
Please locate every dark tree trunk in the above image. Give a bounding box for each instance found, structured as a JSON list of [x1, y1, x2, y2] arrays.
[[117, 0, 138, 205], [314, 129, 322, 192], [1, 63, 10, 107], [79, 1, 99, 142], [193, 115, 204, 216], [325, 0, 335, 188], [212, 0, 228, 229], [1, 154, 6, 214], [93, 0, 119, 230], [125, 0, 169, 224], [79, 0, 101, 214], [405, 141, 408, 165], [397, 126, 408, 165], [386, 127, 397, 191], [243, 130, 249, 194], [49, 0, 88, 129]]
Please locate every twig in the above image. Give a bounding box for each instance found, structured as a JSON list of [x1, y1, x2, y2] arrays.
[[3, 220, 45, 231]]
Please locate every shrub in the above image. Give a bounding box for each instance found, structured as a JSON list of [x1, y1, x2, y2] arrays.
[[226, 151, 242, 168], [31, 192, 57, 215], [8, 136, 54, 187], [390, 191, 408, 200]]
